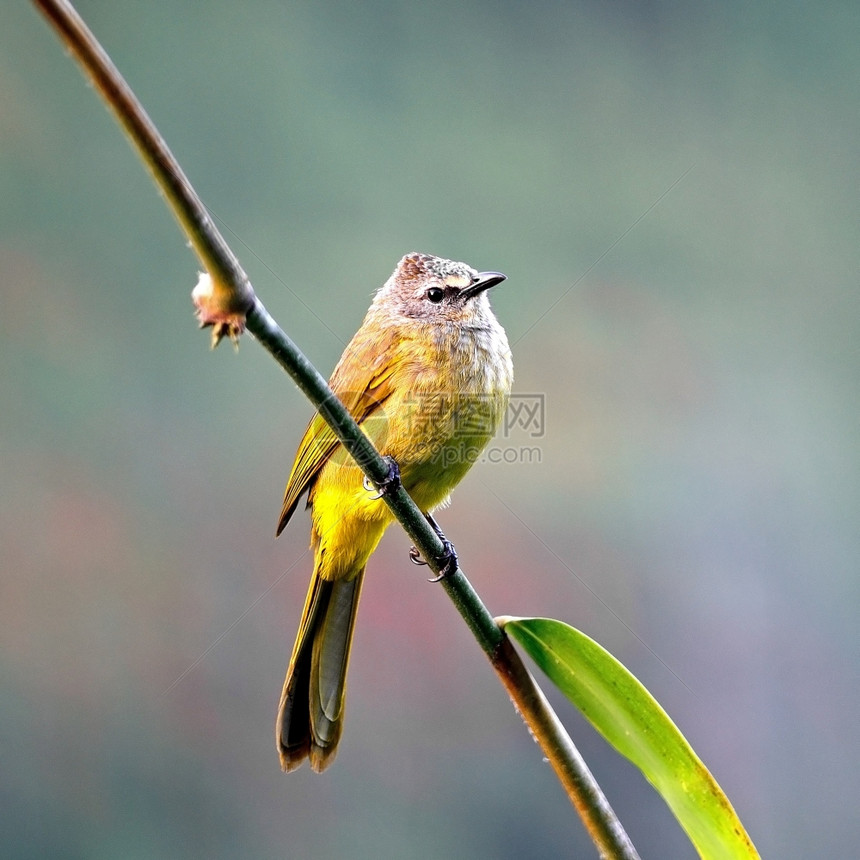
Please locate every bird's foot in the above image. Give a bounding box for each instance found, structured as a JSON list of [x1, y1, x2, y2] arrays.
[[427, 539, 459, 582], [409, 513, 459, 582], [362, 456, 401, 499]]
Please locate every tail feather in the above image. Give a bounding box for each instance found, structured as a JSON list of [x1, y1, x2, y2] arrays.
[[276, 568, 365, 772]]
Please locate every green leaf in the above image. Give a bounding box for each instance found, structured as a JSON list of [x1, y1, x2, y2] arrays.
[[498, 616, 759, 860]]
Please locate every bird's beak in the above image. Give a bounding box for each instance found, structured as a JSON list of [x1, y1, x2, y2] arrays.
[[463, 271, 506, 300]]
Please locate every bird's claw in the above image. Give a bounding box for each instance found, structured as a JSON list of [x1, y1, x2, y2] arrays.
[[428, 540, 459, 582], [409, 540, 459, 582], [363, 456, 401, 499]]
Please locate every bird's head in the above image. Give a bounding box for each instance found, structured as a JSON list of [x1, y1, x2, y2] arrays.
[[373, 252, 506, 327]]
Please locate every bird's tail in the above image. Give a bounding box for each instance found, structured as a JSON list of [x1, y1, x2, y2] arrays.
[[276, 563, 365, 773]]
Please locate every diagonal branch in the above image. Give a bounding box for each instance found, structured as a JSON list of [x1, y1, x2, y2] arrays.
[[33, 2, 640, 857]]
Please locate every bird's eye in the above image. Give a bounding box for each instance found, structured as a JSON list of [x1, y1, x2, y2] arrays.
[[426, 287, 445, 303]]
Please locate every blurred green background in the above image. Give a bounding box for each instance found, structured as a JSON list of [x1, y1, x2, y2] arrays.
[[2, 1, 858, 857]]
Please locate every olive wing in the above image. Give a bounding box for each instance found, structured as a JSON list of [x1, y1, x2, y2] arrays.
[[276, 324, 398, 534]]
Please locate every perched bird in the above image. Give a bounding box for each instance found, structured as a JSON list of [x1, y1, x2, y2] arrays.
[[276, 252, 513, 772]]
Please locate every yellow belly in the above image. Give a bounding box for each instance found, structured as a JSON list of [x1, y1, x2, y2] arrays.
[[310, 388, 505, 581]]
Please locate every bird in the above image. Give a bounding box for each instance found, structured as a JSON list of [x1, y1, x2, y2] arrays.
[[276, 252, 513, 772]]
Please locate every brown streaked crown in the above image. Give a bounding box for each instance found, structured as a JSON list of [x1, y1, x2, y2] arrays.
[[395, 252, 477, 285]]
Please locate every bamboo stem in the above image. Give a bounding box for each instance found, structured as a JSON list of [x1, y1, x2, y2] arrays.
[[33, 3, 639, 856]]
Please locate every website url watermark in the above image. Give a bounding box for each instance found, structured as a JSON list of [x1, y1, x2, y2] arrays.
[[318, 391, 546, 467], [405, 392, 546, 466], [478, 443, 543, 466]]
